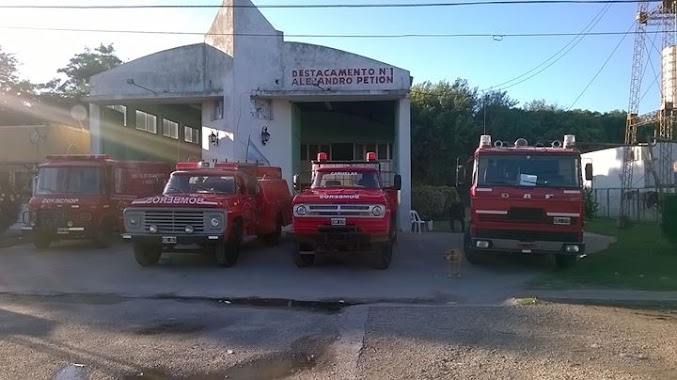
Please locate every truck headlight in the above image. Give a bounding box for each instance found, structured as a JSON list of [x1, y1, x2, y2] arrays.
[[372, 205, 384, 216], [126, 213, 141, 227], [294, 205, 307, 216]]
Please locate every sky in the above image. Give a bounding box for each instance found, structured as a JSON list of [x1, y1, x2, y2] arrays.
[[0, 0, 666, 113]]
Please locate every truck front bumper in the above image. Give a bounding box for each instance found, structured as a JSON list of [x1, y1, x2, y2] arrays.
[[289, 226, 390, 252], [22, 226, 88, 238], [468, 236, 585, 255], [121, 233, 223, 246]]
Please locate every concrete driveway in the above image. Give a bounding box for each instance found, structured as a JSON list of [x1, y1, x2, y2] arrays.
[[0, 231, 613, 305]]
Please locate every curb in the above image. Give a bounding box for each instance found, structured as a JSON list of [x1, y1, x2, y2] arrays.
[[532, 296, 677, 309]]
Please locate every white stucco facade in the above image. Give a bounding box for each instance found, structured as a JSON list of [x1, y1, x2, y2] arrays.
[[85, 0, 413, 231]]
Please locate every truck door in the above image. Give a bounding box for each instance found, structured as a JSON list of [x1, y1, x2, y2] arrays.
[[239, 175, 257, 235]]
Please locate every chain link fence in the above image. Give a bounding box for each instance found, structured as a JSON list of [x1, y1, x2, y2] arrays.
[[590, 188, 667, 224]]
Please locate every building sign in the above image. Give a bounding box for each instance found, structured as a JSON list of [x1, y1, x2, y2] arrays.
[[291, 67, 395, 87]]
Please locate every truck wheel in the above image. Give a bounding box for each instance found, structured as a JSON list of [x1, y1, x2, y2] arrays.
[[554, 254, 578, 269], [463, 232, 482, 265], [33, 233, 51, 250], [134, 243, 161, 267], [293, 242, 314, 268], [371, 243, 393, 270], [259, 217, 282, 246], [216, 223, 241, 267], [93, 220, 113, 249]]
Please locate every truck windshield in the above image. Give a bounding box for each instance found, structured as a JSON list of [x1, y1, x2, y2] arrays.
[[164, 174, 236, 194], [35, 166, 104, 195], [476, 155, 581, 188], [311, 170, 381, 189]]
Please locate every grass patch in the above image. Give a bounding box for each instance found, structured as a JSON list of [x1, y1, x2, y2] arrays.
[[584, 218, 622, 237], [514, 297, 549, 306], [529, 220, 677, 291]]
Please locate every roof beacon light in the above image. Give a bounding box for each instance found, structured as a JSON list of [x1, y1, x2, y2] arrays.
[[551, 140, 562, 148], [563, 134, 576, 148], [479, 135, 492, 148], [514, 138, 529, 147], [197, 161, 211, 168], [366, 151, 377, 161], [175, 162, 199, 170], [317, 152, 328, 162], [494, 140, 504, 148]]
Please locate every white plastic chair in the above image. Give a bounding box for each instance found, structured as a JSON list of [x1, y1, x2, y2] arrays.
[[410, 210, 427, 234]]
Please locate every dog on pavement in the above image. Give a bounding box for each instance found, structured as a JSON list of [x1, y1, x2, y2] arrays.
[[443, 248, 463, 278]]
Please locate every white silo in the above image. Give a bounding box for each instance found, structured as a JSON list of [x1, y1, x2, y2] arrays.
[[662, 45, 677, 110]]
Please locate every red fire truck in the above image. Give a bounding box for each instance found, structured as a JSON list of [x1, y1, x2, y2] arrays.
[[289, 152, 401, 269], [463, 135, 593, 268], [122, 160, 293, 267], [22, 154, 171, 249]]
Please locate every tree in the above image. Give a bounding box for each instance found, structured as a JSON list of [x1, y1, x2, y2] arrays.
[[42, 43, 122, 98], [0, 46, 34, 96]]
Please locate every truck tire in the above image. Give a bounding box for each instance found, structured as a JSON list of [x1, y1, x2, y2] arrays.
[[216, 222, 241, 267], [134, 243, 161, 267], [463, 232, 482, 265], [33, 233, 51, 250], [371, 243, 393, 270], [93, 219, 114, 249], [293, 242, 314, 268], [259, 216, 282, 246], [554, 254, 578, 269]]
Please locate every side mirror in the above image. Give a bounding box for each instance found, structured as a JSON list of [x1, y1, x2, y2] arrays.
[[585, 163, 593, 181], [293, 174, 300, 191], [456, 165, 466, 186], [393, 174, 402, 191]]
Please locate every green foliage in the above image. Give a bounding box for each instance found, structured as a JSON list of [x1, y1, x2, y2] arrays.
[[0, 184, 21, 234], [584, 187, 599, 220], [39, 43, 123, 99], [410, 80, 626, 186], [411, 185, 458, 220], [660, 195, 677, 249]]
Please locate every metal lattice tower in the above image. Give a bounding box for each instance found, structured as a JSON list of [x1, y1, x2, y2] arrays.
[[621, 0, 677, 227]]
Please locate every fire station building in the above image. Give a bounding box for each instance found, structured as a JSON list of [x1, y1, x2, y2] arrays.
[[84, 0, 413, 230]]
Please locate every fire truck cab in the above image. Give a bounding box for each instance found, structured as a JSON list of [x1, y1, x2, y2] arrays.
[[464, 135, 593, 268], [122, 160, 293, 267], [22, 154, 171, 249], [289, 152, 401, 269]]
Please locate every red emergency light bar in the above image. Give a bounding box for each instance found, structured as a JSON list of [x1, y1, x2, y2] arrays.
[[46, 154, 110, 161], [175, 161, 212, 170]]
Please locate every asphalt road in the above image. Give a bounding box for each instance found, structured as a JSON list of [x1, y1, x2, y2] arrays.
[[0, 232, 614, 305], [1, 295, 675, 380]]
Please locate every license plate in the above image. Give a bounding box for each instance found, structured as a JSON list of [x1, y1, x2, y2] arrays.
[[162, 236, 177, 244], [331, 218, 346, 226]]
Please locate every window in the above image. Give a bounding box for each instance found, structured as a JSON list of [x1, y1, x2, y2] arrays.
[[476, 155, 581, 188], [135, 110, 157, 133], [107, 105, 128, 126], [213, 99, 223, 120], [162, 119, 179, 139], [184, 126, 200, 144]]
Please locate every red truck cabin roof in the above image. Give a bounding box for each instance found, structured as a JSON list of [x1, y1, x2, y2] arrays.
[[474, 135, 581, 157], [475, 147, 580, 156], [315, 166, 378, 173], [174, 161, 282, 179]]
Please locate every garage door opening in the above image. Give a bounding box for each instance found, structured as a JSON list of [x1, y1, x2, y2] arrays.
[[291, 100, 396, 184]]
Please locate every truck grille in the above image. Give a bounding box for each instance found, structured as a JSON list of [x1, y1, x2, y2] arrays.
[[307, 204, 374, 217], [37, 209, 66, 227], [143, 210, 206, 234]]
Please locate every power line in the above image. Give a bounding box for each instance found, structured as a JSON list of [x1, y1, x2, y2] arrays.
[[480, 2, 611, 92], [0, 24, 674, 39], [0, 0, 661, 10], [567, 22, 634, 110]]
